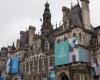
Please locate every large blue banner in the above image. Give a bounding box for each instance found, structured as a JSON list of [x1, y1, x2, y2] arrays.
[[10, 57, 19, 73], [55, 41, 69, 66], [0, 77, 4, 80]]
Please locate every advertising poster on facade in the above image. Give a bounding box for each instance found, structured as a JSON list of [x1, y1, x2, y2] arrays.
[[54, 36, 91, 66], [55, 41, 69, 66], [6, 59, 11, 73], [68, 37, 79, 63], [68, 37, 90, 63], [10, 57, 19, 73], [0, 76, 4, 80]]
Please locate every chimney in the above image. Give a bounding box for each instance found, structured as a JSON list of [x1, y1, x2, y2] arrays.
[[28, 26, 36, 47], [80, 0, 92, 30], [62, 6, 70, 20]]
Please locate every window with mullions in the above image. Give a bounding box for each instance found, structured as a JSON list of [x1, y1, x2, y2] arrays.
[[73, 33, 76, 37], [30, 61, 33, 72], [34, 60, 38, 72], [45, 42, 50, 50], [39, 59, 43, 71], [32, 61, 35, 72], [84, 75, 88, 80], [76, 74, 80, 80], [49, 57, 53, 67], [44, 58, 48, 70]]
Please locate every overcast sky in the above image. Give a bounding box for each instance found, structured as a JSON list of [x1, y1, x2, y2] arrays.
[[0, 0, 100, 48]]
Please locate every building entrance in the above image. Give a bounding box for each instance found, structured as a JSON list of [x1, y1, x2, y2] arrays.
[[59, 72, 69, 80]]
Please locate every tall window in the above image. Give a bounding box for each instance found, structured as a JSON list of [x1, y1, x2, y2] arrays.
[[76, 75, 79, 80], [73, 33, 76, 37], [72, 55, 76, 62], [44, 58, 48, 70], [49, 57, 53, 67], [84, 75, 88, 80], [79, 33, 82, 41], [34, 60, 38, 72], [39, 59, 43, 71]]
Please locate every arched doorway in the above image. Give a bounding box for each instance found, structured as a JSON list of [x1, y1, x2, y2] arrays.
[[58, 72, 69, 80]]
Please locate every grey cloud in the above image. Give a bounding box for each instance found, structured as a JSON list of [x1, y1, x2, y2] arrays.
[[0, 0, 100, 48]]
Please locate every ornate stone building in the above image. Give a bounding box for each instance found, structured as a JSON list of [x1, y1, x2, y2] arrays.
[[3, 0, 100, 80]]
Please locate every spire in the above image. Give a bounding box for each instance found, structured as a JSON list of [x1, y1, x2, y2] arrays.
[[45, 1, 49, 8], [43, 2, 51, 24], [77, 0, 79, 4], [12, 42, 16, 50], [41, 2, 53, 38]]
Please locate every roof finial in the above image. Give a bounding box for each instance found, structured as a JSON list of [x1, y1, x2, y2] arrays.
[[77, 0, 79, 4], [71, 0, 73, 8], [56, 23, 57, 28], [45, 0, 49, 8]]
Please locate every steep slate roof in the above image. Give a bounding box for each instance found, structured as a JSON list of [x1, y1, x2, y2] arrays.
[[52, 3, 83, 37], [69, 4, 83, 27]]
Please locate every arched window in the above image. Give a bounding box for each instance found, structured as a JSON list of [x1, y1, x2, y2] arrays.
[[60, 72, 69, 80], [73, 33, 76, 37], [72, 55, 76, 62]]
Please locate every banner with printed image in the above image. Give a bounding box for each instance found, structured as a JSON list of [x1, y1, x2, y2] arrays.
[[68, 37, 79, 63], [54, 37, 91, 66], [55, 41, 69, 66], [10, 57, 19, 73]]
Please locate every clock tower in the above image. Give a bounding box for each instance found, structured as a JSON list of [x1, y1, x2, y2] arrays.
[[41, 2, 53, 39]]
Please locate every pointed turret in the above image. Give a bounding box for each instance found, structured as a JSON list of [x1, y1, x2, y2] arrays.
[[12, 42, 16, 50]]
